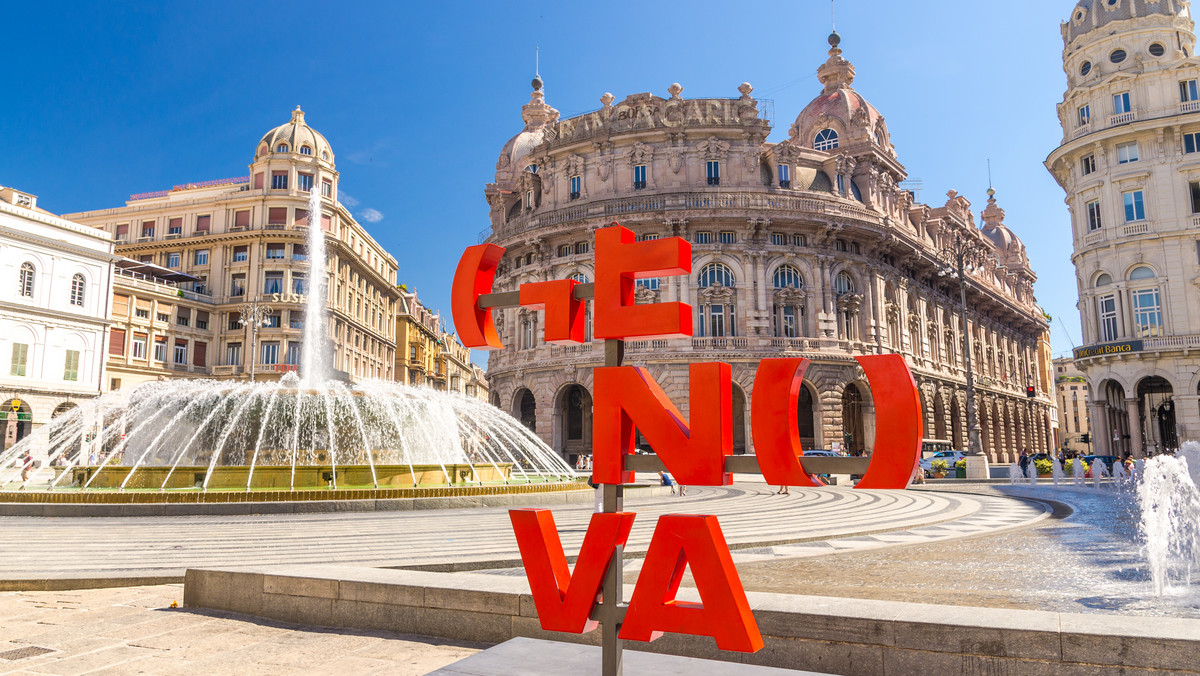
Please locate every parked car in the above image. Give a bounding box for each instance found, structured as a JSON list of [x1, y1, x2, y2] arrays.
[[919, 451, 967, 475], [1083, 455, 1119, 475]]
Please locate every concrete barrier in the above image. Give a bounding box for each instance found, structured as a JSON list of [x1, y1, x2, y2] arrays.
[[184, 564, 1200, 675]]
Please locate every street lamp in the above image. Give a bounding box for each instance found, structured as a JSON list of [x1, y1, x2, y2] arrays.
[[237, 300, 274, 382], [936, 216, 990, 477]]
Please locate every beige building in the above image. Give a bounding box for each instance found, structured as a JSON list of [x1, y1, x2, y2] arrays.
[[1055, 357, 1092, 454], [0, 186, 116, 456], [1045, 0, 1200, 457], [394, 287, 488, 399], [65, 108, 400, 385], [483, 35, 1055, 466]]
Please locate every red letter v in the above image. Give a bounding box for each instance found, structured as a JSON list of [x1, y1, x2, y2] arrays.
[[509, 509, 636, 634]]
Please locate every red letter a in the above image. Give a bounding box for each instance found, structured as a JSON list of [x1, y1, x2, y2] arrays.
[[509, 509, 635, 634], [620, 514, 763, 652]]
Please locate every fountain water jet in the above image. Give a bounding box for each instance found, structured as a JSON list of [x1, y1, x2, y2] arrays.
[[1138, 441, 1200, 596]]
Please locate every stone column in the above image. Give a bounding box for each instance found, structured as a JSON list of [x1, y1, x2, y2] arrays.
[[1089, 401, 1108, 455], [1126, 398, 1144, 457]]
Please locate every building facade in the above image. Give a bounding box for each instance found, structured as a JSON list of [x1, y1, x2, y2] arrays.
[[1046, 0, 1200, 457], [394, 286, 489, 399], [0, 186, 116, 454], [1055, 357, 1093, 454], [483, 36, 1055, 466], [65, 108, 400, 385]]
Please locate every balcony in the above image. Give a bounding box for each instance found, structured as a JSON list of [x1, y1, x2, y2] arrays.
[[1192, 215, 1200, 228], [1072, 123, 1091, 139], [1182, 101, 1200, 114], [1082, 229, 1106, 246], [691, 337, 748, 350], [1122, 221, 1150, 236], [1143, 334, 1200, 351], [1109, 111, 1136, 126]]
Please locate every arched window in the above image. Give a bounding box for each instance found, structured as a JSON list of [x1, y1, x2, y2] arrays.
[[275, 143, 289, 153], [834, 271, 854, 295], [70, 273, 86, 306], [698, 263, 735, 288], [772, 265, 804, 289], [571, 273, 589, 283], [636, 278, 660, 290], [321, 150, 330, 161], [697, 263, 736, 338], [19, 262, 34, 298], [1129, 266, 1155, 280], [1128, 266, 1163, 337], [1095, 273, 1112, 287], [299, 146, 312, 156], [772, 265, 806, 338], [814, 129, 839, 151]]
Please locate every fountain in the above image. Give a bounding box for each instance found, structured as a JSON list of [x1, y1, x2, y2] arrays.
[[1138, 442, 1200, 595], [0, 187, 576, 494], [1008, 462, 1022, 485], [1070, 457, 1085, 487], [1092, 457, 1109, 488], [1051, 457, 1064, 486], [1026, 461, 1038, 486]]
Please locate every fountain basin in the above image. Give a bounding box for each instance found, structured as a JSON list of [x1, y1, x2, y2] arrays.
[[69, 463, 514, 490]]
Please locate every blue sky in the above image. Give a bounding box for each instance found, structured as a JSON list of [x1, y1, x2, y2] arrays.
[[1, 1, 1080, 367]]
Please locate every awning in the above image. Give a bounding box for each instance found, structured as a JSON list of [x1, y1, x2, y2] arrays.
[[115, 257, 200, 284]]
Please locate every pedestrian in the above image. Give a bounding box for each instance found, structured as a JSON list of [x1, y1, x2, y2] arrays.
[[678, 483, 687, 497], [776, 484, 790, 495], [1018, 449, 1030, 475], [21, 451, 33, 482], [658, 471, 675, 494], [911, 465, 925, 485]]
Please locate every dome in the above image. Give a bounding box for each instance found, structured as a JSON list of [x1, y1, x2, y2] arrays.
[[497, 77, 559, 171], [790, 35, 893, 155], [1064, 0, 1190, 45], [980, 191, 1028, 265], [257, 107, 334, 162]]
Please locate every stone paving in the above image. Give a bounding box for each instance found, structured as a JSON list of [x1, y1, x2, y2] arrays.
[[0, 483, 1034, 588], [0, 585, 483, 675]]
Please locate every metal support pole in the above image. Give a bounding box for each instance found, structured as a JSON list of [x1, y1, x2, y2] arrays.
[[601, 338, 624, 676]]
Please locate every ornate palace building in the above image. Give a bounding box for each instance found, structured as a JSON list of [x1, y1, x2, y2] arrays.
[[482, 35, 1055, 466], [65, 108, 400, 385], [1046, 0, 1199, 457], [394, 286, 489, 399]]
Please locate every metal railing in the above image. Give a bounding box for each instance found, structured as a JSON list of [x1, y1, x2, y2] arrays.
[[1123, 222, 1151, 236], [1110, 111, 1136, 126]]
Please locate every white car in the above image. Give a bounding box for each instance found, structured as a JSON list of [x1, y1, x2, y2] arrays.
[[918, 451, 966, 474]]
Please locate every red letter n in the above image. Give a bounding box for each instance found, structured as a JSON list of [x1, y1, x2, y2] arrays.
[[593, 224, 691, 340], [592, 363, 732, 486]]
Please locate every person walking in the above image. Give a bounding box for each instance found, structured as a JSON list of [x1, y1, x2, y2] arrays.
[[776, 485, 790, 495], [20, 451, 33, 482], [1018, 449, 1030, 476]]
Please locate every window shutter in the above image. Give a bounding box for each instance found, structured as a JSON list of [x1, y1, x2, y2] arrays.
[[296, 209, 309, 225], [115, 223, 129, 236], [109, 329, 126, 355], [321, 214, 332, 231], [168, 217, 182, 230], [113, 294, 129, 315], [193, 341, 207, 367], [254, 173, 264, 189], [196, 311, 209, 324], [268, 207, 287, 224], [196, 215, 210, 232], [235, 210, 250, 227], [176, 338, 188, 347]]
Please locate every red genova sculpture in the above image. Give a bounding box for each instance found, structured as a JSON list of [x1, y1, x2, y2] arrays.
[[452, 224, 922, 654]]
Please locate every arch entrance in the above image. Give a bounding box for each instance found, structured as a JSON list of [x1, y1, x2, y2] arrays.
[[1, 399, 33, 451], [797, 383, 819, 449], [1137, 376, 1176, 455], [731, 384, 747, 454], [553, 384, 592, 465], [950, 396, 964, 450], [514, 389, 536, 433], [1103, 380, 1130, 457], [841, 384, 867, 455]]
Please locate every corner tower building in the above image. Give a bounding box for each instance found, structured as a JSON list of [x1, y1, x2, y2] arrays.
[[485, 36, 1053, 466], [1046, 0, 1200, 457]]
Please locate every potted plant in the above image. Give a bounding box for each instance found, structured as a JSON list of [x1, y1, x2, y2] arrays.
[[954, 459, 967, 479], [1034, 458, 1053, 477], [930, 459, 949, 479]]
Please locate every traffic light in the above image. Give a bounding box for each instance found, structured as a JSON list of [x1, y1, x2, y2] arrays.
[[1026, 386, 1036, 398], [1080, 433, 1091, 444]]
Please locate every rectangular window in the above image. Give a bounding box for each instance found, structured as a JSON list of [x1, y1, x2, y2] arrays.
[[10, 343, 28, 376], [194, 249, 209, 266], [719, 231, 736, 244], [63, 350, 79, 381], [706, 161, 720, 186], [141, 221, 155, 238], [263, 271, 284, 295], [230, 273, 246, 297], [557, 244, 571, 257], [264, 312, 281, 329], [293, 243, 308, 260], [135, 308, 149, 319], [108, 328, 126, 356], [321, 179, 332, 197], [195, 311, 208, 330], [290, 310, 305, 329], [1086, 199, 1102, 231], [115, 223, 129, 238], [156, 312, 169, 323], [771, 233, 786, 245], [1123, 190, 1146, 221], [292, 272, 307, 294], [1098, 295, 1118, 342], [233, 245, 249, 262], [569, 175, 581, 199], [1078, 104, 1091, 126], [268, 207, 287, 225], [1191, 182, 1200, 214], [1116, 141, 1139, 163], [167, 217, 182, 235], [1182, 79, 1200, 102], [777, 164, 791, 188], [193, 341, 207, 368], [286, 342, 302, 365], [1081, 154, 1096, 176], [1113, 92, 1131, 114], [174, 341, 187, 365], [1196, 240, 1200, 264], [167, 252, 180, 268], [271, 171, 288, 190], [266, 243, 286, 259], [176, 310, 190, 327], [792, 234, 806, 246], [575, 242, 589, 255], [132, 334, 147, 359], [234, 210, 250, 228], [225, 342, 242, 366], [1132, 288, 1163, 337], [695, 231, 712, 244], [196, 215, 210, 232], [154, 337, 166, 362], [633, 165, 646, 189], [261, 342, 280, 365], [297, 173, 314, 192]]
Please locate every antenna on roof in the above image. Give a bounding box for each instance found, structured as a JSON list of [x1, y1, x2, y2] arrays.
[[987, 158, 993, 191], [831, 0, 836, 31], [535, 46, 540, 78]]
